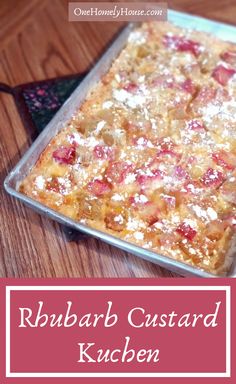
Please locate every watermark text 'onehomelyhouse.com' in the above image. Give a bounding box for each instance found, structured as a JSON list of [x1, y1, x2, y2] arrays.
[[68, 2, 167, 22]]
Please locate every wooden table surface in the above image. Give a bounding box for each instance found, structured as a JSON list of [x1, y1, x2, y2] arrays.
[[1, 0, 236, 278]]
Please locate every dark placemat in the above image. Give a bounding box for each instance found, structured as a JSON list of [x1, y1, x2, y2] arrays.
[[0, 73, 87, 241]]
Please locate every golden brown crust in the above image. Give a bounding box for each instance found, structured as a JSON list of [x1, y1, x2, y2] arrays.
[[20, 21, 236, 275]]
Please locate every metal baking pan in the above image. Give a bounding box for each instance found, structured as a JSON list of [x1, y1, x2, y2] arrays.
[[4, 10, 236, 277]]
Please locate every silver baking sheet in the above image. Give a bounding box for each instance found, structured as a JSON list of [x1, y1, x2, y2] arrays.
[[4, 10, 236, 277]]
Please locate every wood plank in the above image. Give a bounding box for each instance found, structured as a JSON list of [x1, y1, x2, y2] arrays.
[[1, 0, 234, 278]]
